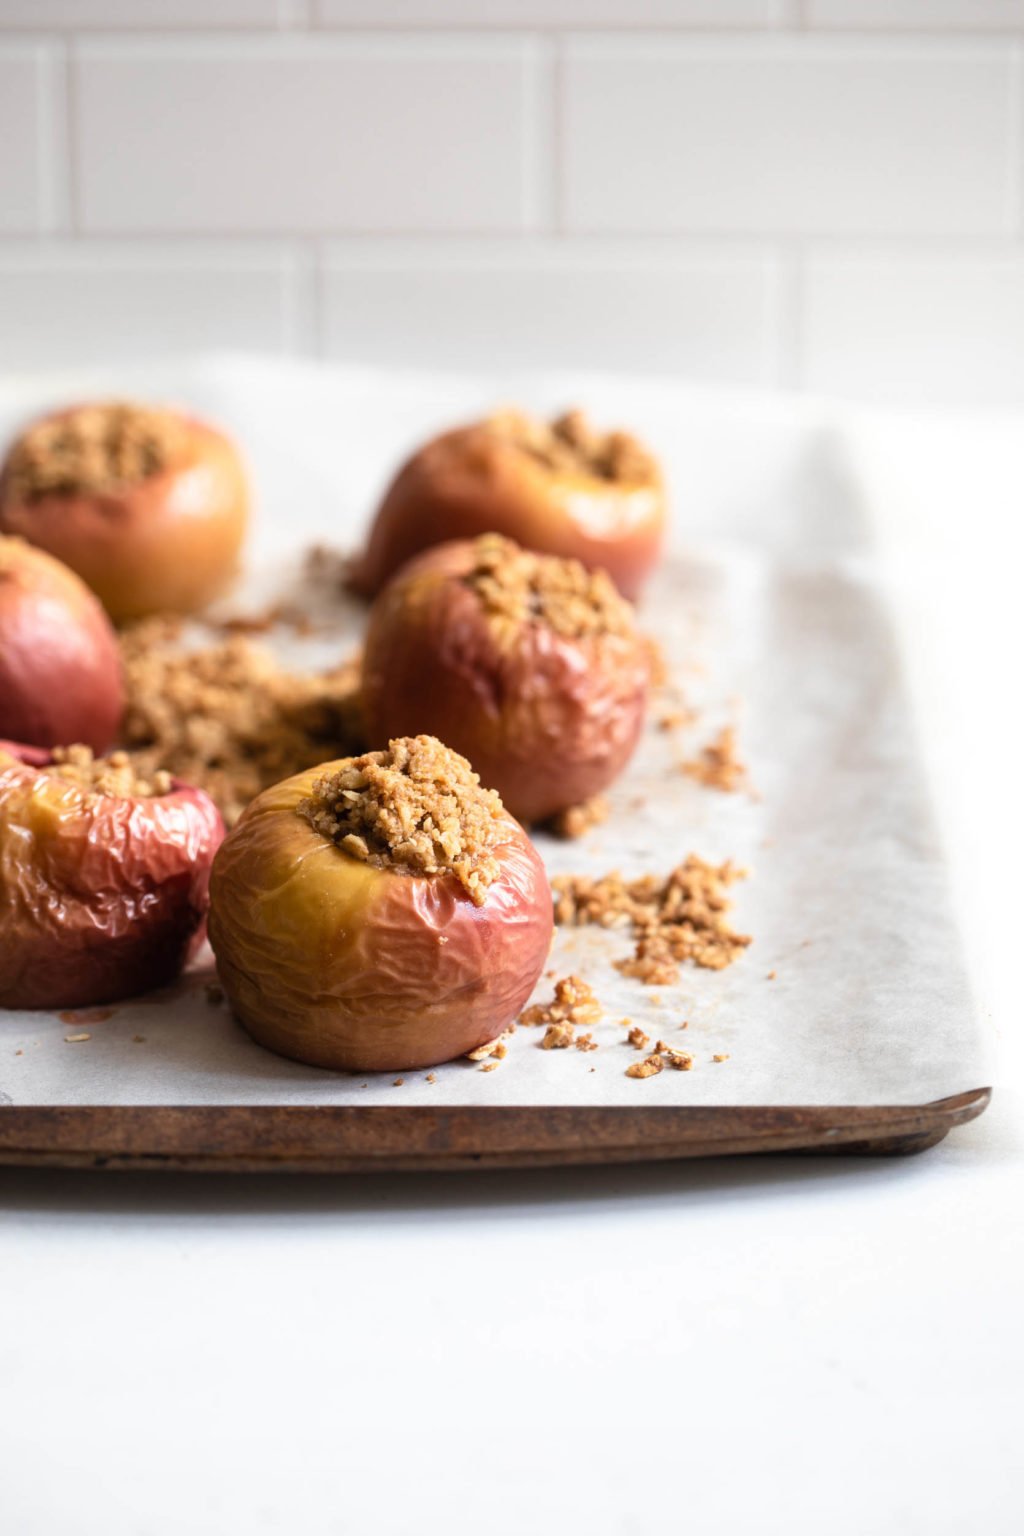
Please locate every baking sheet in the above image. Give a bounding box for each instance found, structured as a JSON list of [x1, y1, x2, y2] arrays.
[[0, 358, 985, 1107]]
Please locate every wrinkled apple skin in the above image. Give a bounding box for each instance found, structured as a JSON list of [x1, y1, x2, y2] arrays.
[[349, 421, 666, 601], [0, 742, 225, 1010], [0, 410, 250, 622], [208, 764, 553, 1073], [361, 542, 650, 825], [0, 537, 124, 754]]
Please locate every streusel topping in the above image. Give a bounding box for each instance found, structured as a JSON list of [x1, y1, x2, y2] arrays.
[[119, 618, 365, 827], [487, 408, 657, 487], [4, 402, 186, 503], [463, 534, 635, 642], [43, 744, 172, 799], [296, 735, 507, 904]]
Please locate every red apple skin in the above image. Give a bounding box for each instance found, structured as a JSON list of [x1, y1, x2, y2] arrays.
[[208, 763, 553, 1073], [349, 421, 666, 601], [0, 537, 124, 754], [0, 742, 225, 1010], [361, 542, 650, 825], [0, 409, 249, 622]]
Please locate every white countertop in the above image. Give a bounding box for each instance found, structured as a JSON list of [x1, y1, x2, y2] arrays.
[[0, 369, 1020, 1535]]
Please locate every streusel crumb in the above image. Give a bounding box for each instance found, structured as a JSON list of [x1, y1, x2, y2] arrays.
[[4, 401, 186, 502], [682, 725, 747, 794], [520, 974, 602, 1030], [119, 619, 366, 826], [544, 795, 610, 840], [553, 855, 750, 985], [626, 1053, 664, 1080], [296, 736, 506, 905], [463, 534, 635, 643], [487, 408, 657, 488], [40, 744, 172, 799]]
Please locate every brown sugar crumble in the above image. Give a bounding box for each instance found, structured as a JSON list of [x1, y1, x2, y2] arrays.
[[42, 744, 172, 799], [626, 1053, 663, 1080], [488, 407, 657, 488], [296, 736, 506, 905], [520, 974, 602, 1035], [553, 855, 751, 986], [574, 1033, 598, 1052], [4, 401, 186, 503], [119, 619, 366, 825], [544, 795, 610, 841], [656, 1041, 694, 1071], [463, 534, 636, 644], [626, 1025, 650, 1051], [713, 1053, 730, 1063], [466, 1034, 509, 1062], [681, 725, 748, 794]]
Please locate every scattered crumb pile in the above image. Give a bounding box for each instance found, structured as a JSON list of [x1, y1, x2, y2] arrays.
[[464, 534, 635, 642], [119, 617, 365, 825], [682, 725, 747, 794], [488, 407, 657, 487], [553, 854, 751, 985], [520, 974, 602, 1050], [544, 795, 609, 841], [43, 744, 172, 799], [3, 401, 185, 502], [466, 1030, 511, 1063], [296, 735, 506, 904]]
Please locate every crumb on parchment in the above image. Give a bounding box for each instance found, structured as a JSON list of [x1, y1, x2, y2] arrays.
[[553, 855, 750, 986], [626, 1053, 663, 1080], [681, 725, 748, 794]]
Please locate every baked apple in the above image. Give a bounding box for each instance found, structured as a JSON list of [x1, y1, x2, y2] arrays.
[[0, 400, 250, 621], [349, 408, 666, 601], [361, 535, 650, 825], [0, 535, 123, 754], [208, 735, 552, 1073], [0, 741, 224, 1010]]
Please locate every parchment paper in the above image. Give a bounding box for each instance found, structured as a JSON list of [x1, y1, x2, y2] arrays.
[[0, 358, 985, 1107]]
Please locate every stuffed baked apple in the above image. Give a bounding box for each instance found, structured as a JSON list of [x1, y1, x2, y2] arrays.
[[361, 535, 650, 825], [0, 742, 224, 1010], [0, 400, 250, 621], [349, 408, 666, 601], [208, 735, 552, 1073]]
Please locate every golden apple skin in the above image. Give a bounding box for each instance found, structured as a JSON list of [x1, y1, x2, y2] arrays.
[[0, 742, 224, 1010], [349, 421, 666, 601], [361, 542, 650, 825], [0, 410, 250, 622], [207, 764, 553, 1073], [0, 536, 124, 754]]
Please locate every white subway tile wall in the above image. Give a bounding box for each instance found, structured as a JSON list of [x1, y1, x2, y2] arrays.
[[2, 5, 1024, 404]]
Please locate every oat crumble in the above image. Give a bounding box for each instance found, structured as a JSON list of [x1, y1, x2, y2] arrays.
[[553, 855, 750, 985], [296, 736, 506, 905], [520, 974, 603, 1031], [4, 402, 186, 503], [118, 618, 365, 825], [682, 725, 748, 794], [656, 1041, 693, 1071], [487, 408, 657, 487], [544, 795, 610, 841], [463, 534, 636, 643], [38, 744, 172, 799], [625, 1053, 663, 1080]]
